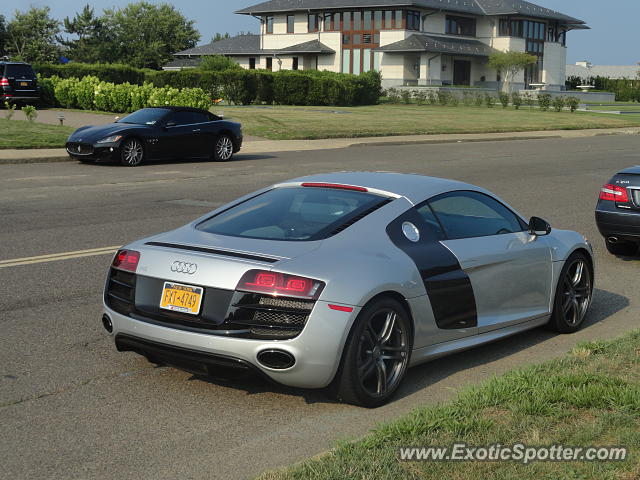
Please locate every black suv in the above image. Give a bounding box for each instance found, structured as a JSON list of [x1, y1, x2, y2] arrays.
[[0, 61, 39, 104]]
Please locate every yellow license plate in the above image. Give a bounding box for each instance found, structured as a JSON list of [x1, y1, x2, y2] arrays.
[[20, 82, 28, 86], [160, 282, 203, 315]]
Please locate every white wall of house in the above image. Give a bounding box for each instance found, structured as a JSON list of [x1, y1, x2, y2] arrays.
[[542, 42, 567, 90]]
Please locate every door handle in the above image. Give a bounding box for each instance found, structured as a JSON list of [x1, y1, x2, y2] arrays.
[[192, 129, 201, 132]]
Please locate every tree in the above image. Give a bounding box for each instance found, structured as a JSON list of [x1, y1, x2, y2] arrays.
[[6, 7, 60, 62], [212, 33, 231, 43], [488, 51, 537, 93], [0, 15, 7, 57], [61, 5, 115, 63], [199, 54, 241, 71], [103, 2, 200, 69]]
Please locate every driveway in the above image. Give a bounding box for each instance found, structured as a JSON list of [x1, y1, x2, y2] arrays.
[[1, 135, 639, 479]]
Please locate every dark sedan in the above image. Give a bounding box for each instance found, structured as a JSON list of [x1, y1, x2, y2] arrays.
[[595, 165, 640, 256], [65, 107, 243, 166]]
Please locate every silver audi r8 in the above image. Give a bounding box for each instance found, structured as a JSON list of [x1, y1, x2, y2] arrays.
[[103, 172, 594, 407]]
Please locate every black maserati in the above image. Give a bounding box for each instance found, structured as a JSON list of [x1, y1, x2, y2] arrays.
[[65, 107, 243, 166]]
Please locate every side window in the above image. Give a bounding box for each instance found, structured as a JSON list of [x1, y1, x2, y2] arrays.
[[170, 111, 208, 125], [428, 191, 524, 240], [415, 204, 445, 240]]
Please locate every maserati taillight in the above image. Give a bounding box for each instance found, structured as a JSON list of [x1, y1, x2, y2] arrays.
[[599, 184, 629, 203], [0, 77, 9, 87], [236, 270, 325, 300]]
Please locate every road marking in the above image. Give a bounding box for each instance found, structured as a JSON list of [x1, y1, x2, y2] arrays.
[[0, 246, 120, 269]]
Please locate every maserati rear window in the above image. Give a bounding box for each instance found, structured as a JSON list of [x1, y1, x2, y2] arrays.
[[197, 187, 388, 241]]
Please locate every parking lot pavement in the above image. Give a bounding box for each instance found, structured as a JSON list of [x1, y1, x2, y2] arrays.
[[1, 135, 639, 480]]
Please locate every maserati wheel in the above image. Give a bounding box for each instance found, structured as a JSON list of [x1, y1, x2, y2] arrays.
[[120, 138, 145, 167], [548, 252, 593, 333], [214, 135, 234, 161], [337, 297, 411, 408]]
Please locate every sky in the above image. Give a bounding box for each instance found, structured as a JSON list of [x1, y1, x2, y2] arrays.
[[3, 0, 639, 65]]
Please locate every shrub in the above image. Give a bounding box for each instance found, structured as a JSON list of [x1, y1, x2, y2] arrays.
[[474, 93, 484, 107], [54, 78, 80, 108], [94, 82, 116, 111], [37, 74, 59, 107], [273, 71, 311, 105], [255, 71, 275, 104], [414, 90, 428, 105], [33, 63, 147, 85], [552, 96, 565, 112], [199, 55, 242, 72], [130, 83, 155, 111], [21, 105, 37, 122], [484, 93, 495, 108], [75, 76, 101, 110], [400, 89, 412, 104], [110, 83, 134, 112], [565, 96, 580, 113], [448, 94, 459, 107], [220, 69, 258, 105], [428, 91, 438, 106], [385, 88, 400, 103], [4, 101, 16, 119], [511, 92, 522, 110], [538, 93, 551, 111], [437, 90, 450, 106], [462, 92, 473, 107], [499, 91, 509, 108], [523, 92, 536, 109]]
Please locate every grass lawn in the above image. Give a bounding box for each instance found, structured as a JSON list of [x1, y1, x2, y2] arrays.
[[0, 118, 74, 149], [222, 105, 640, 140], [260, 330, 640, 480], [587, 106, 640, 112]]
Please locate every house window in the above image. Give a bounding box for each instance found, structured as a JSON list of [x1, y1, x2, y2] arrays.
[[395, 10, 403, 28], [266, 57, 273, 71], [384, 10, 393, 28], [353, 11, 362, 30], [323, 13, 332, 31], [374, 11, 382, 29], [287, 15, 295, 33], [343, 12, 351, 30], [499, 18, 509, 36], [265, 16, 274, 34], [333, 13, 341, 29], [445, 15, 476, 36], [308, 14, 318, 32], [249, 58, 256, 69], [363, 11, 372, 30], [407, 10, 421, 31], [292, 57, 299, 70]]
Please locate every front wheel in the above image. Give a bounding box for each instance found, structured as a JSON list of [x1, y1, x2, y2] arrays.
[[213, 134, 234, 161], [336, 297, 411, 408], [547, 252, 593, 333], [120, 138, 145, 167]]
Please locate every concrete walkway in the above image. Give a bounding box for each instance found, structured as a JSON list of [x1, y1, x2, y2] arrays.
[[2, 125, 639, 165]]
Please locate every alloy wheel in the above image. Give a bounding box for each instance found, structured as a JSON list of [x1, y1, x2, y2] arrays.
[[356, 308, 409, 397], [215, 136, 234, 161], [561, 258, 592, 326], [122, 139, 144, 166]]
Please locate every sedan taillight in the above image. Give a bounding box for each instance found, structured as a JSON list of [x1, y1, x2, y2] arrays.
[[236, 270, 325, 300], [599, 184, 629, 203], [0, 77, 9, 87]]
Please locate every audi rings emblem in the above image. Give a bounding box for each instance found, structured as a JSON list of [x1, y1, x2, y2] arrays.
[[171, 261, 198, 274]]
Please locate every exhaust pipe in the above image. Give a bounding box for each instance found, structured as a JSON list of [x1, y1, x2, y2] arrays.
[[102, 314, 113, 333], [257, 349, 295, 370], [607, 236, 619, 244]]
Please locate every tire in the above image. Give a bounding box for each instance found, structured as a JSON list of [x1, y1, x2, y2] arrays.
[[605, 239, 638, 256], [213, 134, 234, 161], [120, 137, 145, 167], [547, 252, 593, 333], [336, 297, 412, 408]]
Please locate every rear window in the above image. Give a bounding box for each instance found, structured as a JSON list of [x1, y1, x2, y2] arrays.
[[5, 64, 35, 78], [197, 187, 388, 241]]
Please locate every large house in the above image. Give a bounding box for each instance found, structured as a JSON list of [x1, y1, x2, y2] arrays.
[[166, 0, 587, 91]]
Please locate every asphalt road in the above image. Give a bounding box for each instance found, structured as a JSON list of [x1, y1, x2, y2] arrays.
[[1, 135, 639, 480]]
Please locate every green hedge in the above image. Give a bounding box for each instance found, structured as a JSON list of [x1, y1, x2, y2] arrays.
[[34, 63, 381, 106], [566, 75, 640, 102], [39, 75, 211, 113]]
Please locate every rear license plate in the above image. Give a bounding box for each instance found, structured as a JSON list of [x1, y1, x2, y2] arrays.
[[19, 82, 28, 87], [160, 282, 203, 315]]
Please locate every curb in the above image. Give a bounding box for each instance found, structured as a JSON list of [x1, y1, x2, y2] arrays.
[[0, 156, 73, 165], [349, 135, 563, 148]]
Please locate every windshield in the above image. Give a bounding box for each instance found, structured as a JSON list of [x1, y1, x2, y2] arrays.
[[197, 187, 388, 241], [116, 108, 170, 125]]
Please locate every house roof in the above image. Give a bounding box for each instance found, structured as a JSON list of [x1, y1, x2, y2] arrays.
[[173, 35, 334, 59], [162, 57, 202, 69], [376, 33, 496, 57], [235, 0, 586, 25], [566, 64, 640, 80]]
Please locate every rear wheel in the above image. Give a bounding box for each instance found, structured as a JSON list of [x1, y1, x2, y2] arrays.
[[120, 138, 145, 167], [213, 134, 234, 161], [547, 252, 593, 333], [336, 297, 411, 408], [605, 239, 638, 256]]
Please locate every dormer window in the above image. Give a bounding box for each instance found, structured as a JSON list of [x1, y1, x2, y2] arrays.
[[407, 10, 420, 31], [445, 15, 476, 36]]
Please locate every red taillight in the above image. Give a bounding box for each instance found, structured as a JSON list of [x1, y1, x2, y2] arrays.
[[301, 182, 368, 192], [599, 184, 629, 203], [112, 249, 140, 272], [0, 77, 9, 87], [237, 270, 325, 300]]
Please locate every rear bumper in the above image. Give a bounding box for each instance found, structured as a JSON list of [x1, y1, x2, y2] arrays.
[[1, 93, 39, 101], [595, 209, 640, 240], [104, 299, 359, 389]]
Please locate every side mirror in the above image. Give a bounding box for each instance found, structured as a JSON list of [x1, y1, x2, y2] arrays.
[[529, 216, 552, 236]]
